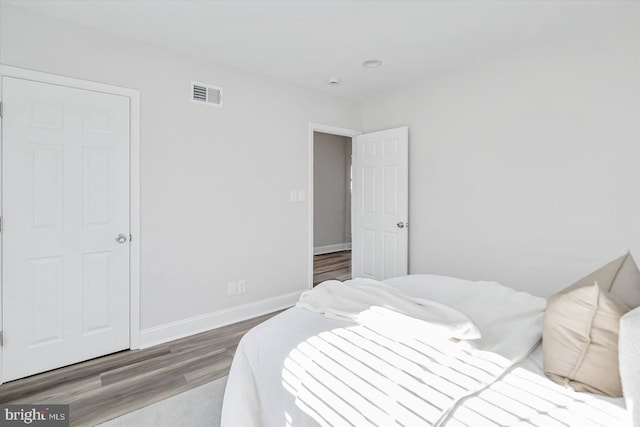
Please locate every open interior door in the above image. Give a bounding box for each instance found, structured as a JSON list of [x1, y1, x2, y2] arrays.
[[352, 126, 408, 280]]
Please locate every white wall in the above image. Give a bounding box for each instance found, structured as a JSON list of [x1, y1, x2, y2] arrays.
[[0, 4, 362, 340], [313, 132, 351, 250], [363, 24, 640, 297]]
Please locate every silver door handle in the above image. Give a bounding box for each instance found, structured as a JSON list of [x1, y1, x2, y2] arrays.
[[115, 234, 128, 244], [397, 222, 407, 229]]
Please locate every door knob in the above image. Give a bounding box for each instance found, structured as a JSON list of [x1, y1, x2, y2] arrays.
[[115, 234, 128, 244], [397, 222, 407, 229]]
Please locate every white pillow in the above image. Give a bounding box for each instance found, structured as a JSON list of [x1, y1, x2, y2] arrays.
[[619, 306, 640, 426]]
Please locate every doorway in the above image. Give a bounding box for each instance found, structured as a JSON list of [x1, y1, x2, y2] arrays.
[[308, 123, 409, 287], [313, 131, 352, 285], [308, 124, 361, 288]]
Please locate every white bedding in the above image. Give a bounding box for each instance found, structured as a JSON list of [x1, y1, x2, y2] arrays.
[[444, 345, 630, 427], [296, 278, 481, 340], [221, 275, 549, 426]]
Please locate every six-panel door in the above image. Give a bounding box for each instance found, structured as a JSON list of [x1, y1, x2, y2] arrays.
[[352, 127, 409, 280], [2, 77, 131, 381]]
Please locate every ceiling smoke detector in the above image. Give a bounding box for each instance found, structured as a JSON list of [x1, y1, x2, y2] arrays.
[[327, 77, 341, 85], [362, 59, 382, 69]]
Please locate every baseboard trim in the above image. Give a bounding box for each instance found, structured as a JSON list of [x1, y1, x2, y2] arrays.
[[314, 243, 352, 255], [139, 291, 303, 348]]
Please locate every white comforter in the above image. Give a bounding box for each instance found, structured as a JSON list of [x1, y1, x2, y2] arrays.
[[444, 345, 630, 427], [297, 278, 481, 340], [221, 275, 546, 427]]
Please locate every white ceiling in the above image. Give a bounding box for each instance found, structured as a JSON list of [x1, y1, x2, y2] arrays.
[[6, 0, 638, 101]]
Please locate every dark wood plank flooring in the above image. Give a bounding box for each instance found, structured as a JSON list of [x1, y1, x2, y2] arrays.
[[0, 311, 280, 427], [313, 250, 351, 286]]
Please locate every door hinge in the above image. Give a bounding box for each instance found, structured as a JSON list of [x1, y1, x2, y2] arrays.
[[0, 101, 3, 118], [0, 216, 3, 233], [129, 234, 132, 242], [0, 331, 3, 346]]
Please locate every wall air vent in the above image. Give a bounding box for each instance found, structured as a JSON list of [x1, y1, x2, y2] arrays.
[[191, 81, 223, 108]]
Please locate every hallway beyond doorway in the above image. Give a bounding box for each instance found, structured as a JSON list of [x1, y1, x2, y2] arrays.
[[313, 250, 351, 286]]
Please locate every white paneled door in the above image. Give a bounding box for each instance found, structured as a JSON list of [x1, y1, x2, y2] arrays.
[[352, 127, 408, 280], [2, 77, 131, 381]]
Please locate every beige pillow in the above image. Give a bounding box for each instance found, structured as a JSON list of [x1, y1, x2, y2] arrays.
[[543, 253, 640, 397], [609, 253, 640, 308], [565, 252, 640, 309]]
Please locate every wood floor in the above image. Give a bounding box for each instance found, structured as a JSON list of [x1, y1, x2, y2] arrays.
[[0, 251, 349, 426], [0, 311, 279, 427], [313, 250, 351, 286]]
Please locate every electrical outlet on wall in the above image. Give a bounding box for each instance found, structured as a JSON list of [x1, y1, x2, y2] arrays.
[[237, 280, 246, 294]]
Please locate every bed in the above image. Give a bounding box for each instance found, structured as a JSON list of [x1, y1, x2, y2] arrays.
[[220, 274, 631, 426]]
